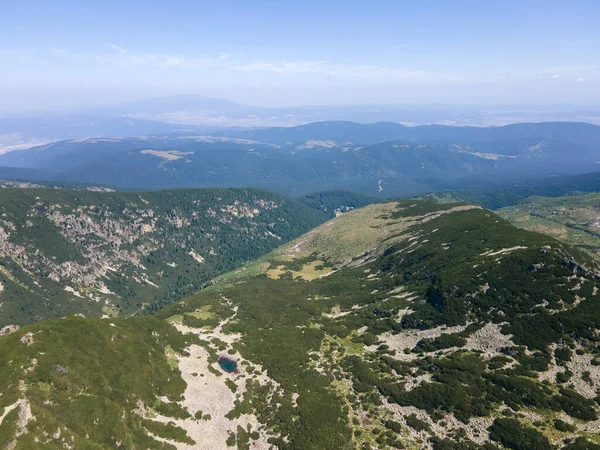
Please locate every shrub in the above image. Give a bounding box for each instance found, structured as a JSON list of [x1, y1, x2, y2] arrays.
[[405, 414, 430, 432], [556, 371, 572, 383], [563, 437, 600, 450], [553, 418, 575, 432], [554, 388, 598, 421], [415, 333, 467, 352], [555, 346, 573, 363], [488, 418, 553, 450], [384, 419, 403, 433]]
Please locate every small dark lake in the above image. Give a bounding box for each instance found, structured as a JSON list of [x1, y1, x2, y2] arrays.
[[217, 356, 237, 373]]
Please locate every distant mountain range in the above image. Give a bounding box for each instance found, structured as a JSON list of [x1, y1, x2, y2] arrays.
[[0, 115, 204, 153], [228, 120, 600, 147], [2, 95, 600, 152], [76, 95, 600, 128], [0, 120, 598, 197]]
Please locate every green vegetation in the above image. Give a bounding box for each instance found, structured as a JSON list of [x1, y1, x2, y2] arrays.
[[405, 414, 431, 432], [298, 190, 376, 217], [424, 170, 600, 210], [554, 419, 576, 433], [563, 437, 600, 450], [1, 198, 600, 448], [498, 192, 600, 262], [142, 419, 196, 445], [0, 187, 327, 326], [5, 121, 600, 199], [415, 332, 467, 352], [0, 316, 195, 449], [156, 200, 600, 447], [375, 207, 600, 352], [489, 418, 553, 450], [153, 400, 191, 419]]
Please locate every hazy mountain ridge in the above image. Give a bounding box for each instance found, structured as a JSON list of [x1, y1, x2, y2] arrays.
[[0, 115, 206, 153], [227, 120, 600, 148], [3, 95, 600, 154], [0, 121, 599, 197]]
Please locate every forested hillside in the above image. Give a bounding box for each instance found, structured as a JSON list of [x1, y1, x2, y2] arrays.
[[0, 121, 599, 197], [0, 188, 327, 326], [298, 190, 376, 217]]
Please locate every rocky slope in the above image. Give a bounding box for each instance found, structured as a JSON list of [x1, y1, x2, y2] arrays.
[[0, 188, 327, 326], [1, 200, 600, 449]]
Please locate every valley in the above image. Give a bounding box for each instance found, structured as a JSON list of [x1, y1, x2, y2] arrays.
[[0, 188, 327, 326], [2, 199, 599, 449], [6, 3, 600, 449]]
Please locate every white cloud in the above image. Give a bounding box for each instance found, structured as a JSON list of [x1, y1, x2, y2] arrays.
[[49, 48, 69, 57], [231, 60, 330, 74], [96, 49, 461, 81], [108, 43, 128, 55], [538, 64, 598, 83], [14, 44, 598, 86], [98, 45, 223, 69], [0, 48, 37, 60], [230, 59, 462, 81], [539, 64, 599, 74]]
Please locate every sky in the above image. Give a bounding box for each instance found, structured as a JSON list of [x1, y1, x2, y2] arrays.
[[1, 0, 600, 112]]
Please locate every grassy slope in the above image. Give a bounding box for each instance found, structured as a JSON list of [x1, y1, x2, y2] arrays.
[[497, 192, 600, 262]]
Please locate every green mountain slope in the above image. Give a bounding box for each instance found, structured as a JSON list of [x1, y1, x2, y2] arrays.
[[421, 170, 600, 210], [297, 189, 377, 217], [497, 192, 600, 262], [0, 188, 327, 326], [2, 200, 600, 449], [0, 316, 192, 449]]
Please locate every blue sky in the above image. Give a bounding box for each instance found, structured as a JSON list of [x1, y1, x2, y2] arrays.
[[1, 0, 599, 111]]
